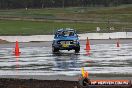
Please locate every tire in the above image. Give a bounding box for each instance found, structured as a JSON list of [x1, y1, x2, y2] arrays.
[[52, 47, 59, 52], [75, 47, 80, 53]]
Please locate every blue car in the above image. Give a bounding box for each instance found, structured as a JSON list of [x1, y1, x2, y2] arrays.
[[52, 28, 80, 52]]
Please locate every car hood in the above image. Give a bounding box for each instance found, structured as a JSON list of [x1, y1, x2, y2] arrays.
[[54, 36, 78, 41]]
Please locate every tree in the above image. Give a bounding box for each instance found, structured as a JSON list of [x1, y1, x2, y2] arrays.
[[0, 0, 132, 9]]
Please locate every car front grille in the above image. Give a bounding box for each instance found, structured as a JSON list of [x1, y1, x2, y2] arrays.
[[57, 40, 75, 44]]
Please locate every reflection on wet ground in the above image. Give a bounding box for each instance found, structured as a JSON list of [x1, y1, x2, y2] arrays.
[[0, 43, 132, 76]]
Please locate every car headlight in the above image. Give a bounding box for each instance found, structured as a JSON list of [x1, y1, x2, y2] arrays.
[[73, 40, 77, 43]]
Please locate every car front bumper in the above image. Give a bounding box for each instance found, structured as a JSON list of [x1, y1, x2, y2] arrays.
[[53, 44, 80, 50]]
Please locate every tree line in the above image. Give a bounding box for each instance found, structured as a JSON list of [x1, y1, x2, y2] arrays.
[[0, 0, 132, 9]]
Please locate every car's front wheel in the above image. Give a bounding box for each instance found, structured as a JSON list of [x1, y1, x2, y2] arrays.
[[75, 47, 80, 53], [52, 47, 59, 52]]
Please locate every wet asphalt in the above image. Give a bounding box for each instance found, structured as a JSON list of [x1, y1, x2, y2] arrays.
[[0, 39, 132, 80]]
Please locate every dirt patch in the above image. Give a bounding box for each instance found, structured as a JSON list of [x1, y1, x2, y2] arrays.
[[0, 39, 9, 43], [0, 78, 80, 88], [0, 78, 131, 88]]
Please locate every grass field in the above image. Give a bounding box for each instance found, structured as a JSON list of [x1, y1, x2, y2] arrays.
[[0, 4, 132, 22], [0, 4, 132, 35], [0, 20, 131, 35]]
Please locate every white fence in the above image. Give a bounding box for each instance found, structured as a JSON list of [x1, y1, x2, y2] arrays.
[[79, 32, 131, 40]]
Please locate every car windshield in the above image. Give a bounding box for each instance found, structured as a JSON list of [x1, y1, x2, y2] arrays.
[[56, 30, 76, 37]]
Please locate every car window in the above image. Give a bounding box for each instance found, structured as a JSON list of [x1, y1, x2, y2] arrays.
[[55, 30, 76, 37], [63, 31, 75, 36], [69, 32, 74, 36]]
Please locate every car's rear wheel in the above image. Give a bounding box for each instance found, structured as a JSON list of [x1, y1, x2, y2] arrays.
[[52, 47, 59, 52]]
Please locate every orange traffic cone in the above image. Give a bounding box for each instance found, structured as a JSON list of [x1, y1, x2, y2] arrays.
[[117, 39, 120, 47], [14, 41, 21, 56], [85, 37, 91, 50]]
